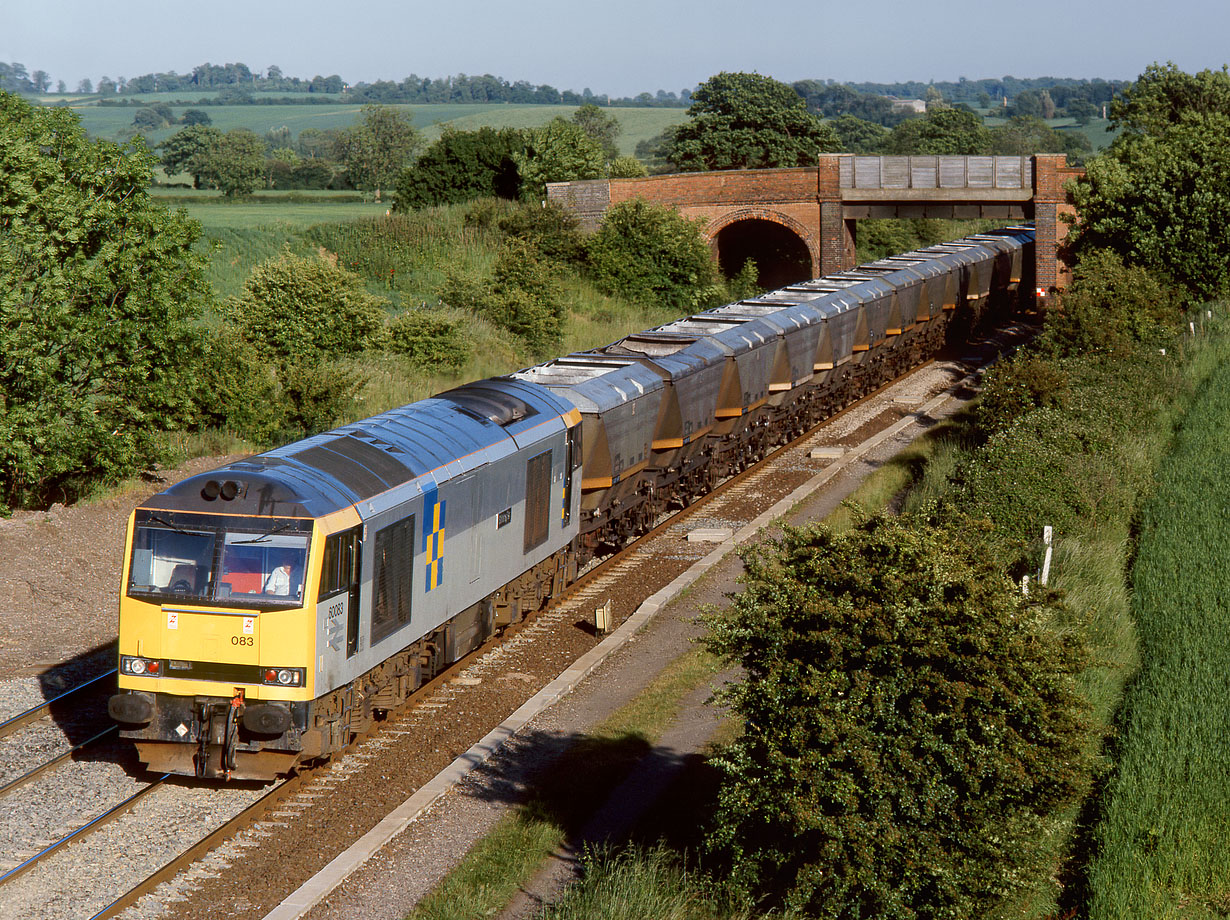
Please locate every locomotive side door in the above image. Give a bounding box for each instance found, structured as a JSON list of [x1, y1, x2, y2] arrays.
[[345, 529, 362, 657]]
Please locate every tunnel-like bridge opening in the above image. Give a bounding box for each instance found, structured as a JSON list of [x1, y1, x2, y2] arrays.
[[715, 219, 813, 290]]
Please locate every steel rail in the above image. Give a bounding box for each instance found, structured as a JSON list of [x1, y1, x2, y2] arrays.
[[0, 725, 118, 799], [0, 774, 169, 888], [0, 669, 116, 742]]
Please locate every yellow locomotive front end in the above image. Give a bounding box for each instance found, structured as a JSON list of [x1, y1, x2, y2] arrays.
[[109, 503, 319, 780]]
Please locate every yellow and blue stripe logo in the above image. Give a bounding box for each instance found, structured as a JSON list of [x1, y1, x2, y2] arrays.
[[422, 487, 446, 591]]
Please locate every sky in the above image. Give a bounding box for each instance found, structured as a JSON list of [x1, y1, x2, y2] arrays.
[[5, 0, 1228, 97]]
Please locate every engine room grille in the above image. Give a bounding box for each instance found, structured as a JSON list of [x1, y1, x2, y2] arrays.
[[523, 451, 551, 553]]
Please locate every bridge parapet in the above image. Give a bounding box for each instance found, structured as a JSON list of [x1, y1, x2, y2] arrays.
[[840, 155, 1033, 191]]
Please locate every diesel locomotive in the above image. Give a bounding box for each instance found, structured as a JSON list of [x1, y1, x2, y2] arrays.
[[107, 226, 1035, 780]]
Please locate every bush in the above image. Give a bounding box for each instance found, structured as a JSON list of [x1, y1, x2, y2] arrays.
[[387, 309, 471, 370], [191, 330, 284, 444], [439, 240, 564, 358], [497, 202, 585, 265], [462, 196, 519, 231], [585, 199, 721, 313], [181, 108, 211, 126], [1043, 249, 1183, 358], [954, 348, 1172, 562], [218, 251, 389, 438], [702, 513, 1090, 918], [975, 353, 1070, 436], [223, 250, 389, 365], [279, 360, 365, 437], [486, 240, 565, 356], [608, 155, 649, 178]]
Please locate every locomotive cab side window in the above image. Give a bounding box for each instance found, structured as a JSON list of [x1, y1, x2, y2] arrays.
[[319, 528, 360, 598], [562, 426, 582, 526], [319, 526, 363, 657]]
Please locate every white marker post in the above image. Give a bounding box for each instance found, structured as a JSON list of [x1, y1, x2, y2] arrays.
[[1040, 526, 1053, 588]]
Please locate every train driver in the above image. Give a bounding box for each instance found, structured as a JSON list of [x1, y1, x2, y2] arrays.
[[263, 552, 294, 596]]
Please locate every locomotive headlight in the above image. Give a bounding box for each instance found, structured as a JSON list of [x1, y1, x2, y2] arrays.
[[121, 655, 160, 676], [262, 667, 304, 687]]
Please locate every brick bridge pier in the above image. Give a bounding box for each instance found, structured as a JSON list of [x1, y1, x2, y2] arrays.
[[548, 153, 1082, 298]]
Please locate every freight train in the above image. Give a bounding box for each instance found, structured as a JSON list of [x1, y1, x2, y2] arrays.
[[107, 226, 1035, 780]]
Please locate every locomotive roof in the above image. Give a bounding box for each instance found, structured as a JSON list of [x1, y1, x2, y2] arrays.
[[141, 378, 577, 520]]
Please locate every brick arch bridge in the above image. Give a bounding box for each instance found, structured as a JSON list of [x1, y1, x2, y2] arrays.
[[547, 153, 1081, 297]]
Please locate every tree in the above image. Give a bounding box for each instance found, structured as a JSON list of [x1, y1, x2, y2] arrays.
[[1066, 63, 1230, 303], [666, 72, 840, 171], [1038, 89, 1057, 119], [393, 126, 521, 210], [702, 514, 1089, 917], [133, 104, 174, 130], [296, 127, 343, 160], [159, 124, 222, 187], [570, 103, 620, 161], [30, 70, 50, 93], [515, 117, 606, 201], [76, 77, 92, 94], [337, 104, 421, 199], [0, 92, 211, 507], [181, 108, 212, 126], [1066, 97, 1098, 125], [831, 113, 890, 153], [883, 106, 992, 155], [1108, 61, 1230, 137], [1068, 109, 1230, 303], [198, 128, 266, 197], [1007, 89, 1044, 118], [585, 199, 721, 312]]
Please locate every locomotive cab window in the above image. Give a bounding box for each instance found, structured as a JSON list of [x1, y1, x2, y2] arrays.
[[126, 510, 312, 608], [218, 533, 308, 601], [128, 527, 214, 599]]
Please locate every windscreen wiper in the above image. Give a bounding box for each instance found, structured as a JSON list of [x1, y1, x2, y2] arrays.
[[231, 523, 294, 544], [147, 513, 199, 536]]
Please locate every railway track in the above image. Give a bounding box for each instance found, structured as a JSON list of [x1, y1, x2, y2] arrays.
[[0, 326, 1030, 920], [0, 669, 115, 742]]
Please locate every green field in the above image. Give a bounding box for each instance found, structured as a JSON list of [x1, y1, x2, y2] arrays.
[[1086, 336, 1230, 919], [69, 102, 688, 156], [150, 189, 388, 229], [980, 114, 1119, 151]]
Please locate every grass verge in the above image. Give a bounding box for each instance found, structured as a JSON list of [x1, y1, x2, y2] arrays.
[[406, 646, 722, 920]]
